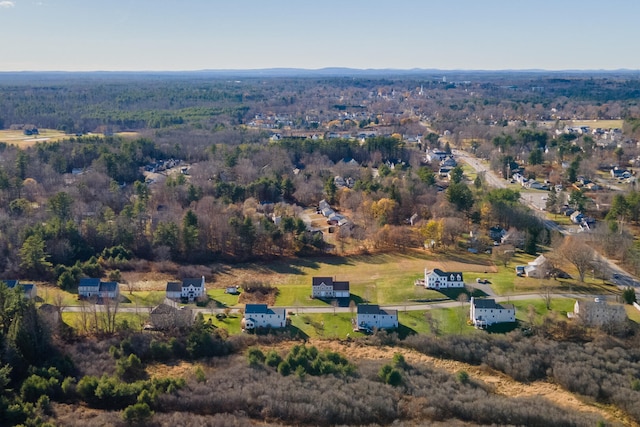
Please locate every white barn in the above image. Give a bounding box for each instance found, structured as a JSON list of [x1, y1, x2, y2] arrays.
[[356, 304, 398, 330], [424, 268, 465, 289], [243, 304, 287, 330], [470, 297, 516, 328]]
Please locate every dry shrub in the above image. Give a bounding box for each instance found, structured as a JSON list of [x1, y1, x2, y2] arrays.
[[238, 280, 278, 305], [177, 265, 213, 280]]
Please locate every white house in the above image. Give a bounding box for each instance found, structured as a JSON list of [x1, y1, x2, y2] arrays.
[[470, 297, 516, 328], [243, 304, 286, 330], [424, 268, 465, 289], [312, 277, 350, 299], [356, 304, 398, 330], [78, 278, 119, 299], [571, 298, 626, 327], [524, 255, 549, 278], [165, 276, 206, 302]]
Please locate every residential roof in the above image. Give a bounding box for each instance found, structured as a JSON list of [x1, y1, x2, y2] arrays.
[[79, 278, 100, 288], [245, 304, 268, 314], [99, 282, 118, 293], [333, 281, 350, 291], [528, 255, 547, 267], [182, 277, 204, 288], [429, 268, 463, 279], [312, 277, 333, 287], [357, 304, 398, 316], [21, 284, 35, 294], [166, 282, 182, 292], [245, 304, 285, 317], [3, 280, 19, 288], [472, 298, 514, 310], [151, 303, 179, 315]]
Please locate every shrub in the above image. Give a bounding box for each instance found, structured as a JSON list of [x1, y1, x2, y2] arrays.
[[247, 347, 265, 367], [277, 360, 291, 376], [265, 350, 282, 368], [116, 354, 146, 382], [379, 364, 402, 386], [622, 287, 637, 304], [21, 375, 51, 402], [457, 370, 470, 385], [392, 353, 407, 369], [122, 402, 153, 424], [149, 339, 172, 361], [194, 366, 206, 383]]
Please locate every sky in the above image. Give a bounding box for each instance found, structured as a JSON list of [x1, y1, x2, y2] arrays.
[[1, 0, 639, 72]]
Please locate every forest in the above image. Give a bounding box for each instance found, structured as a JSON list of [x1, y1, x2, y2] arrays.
[[1, 70, 640, 425]]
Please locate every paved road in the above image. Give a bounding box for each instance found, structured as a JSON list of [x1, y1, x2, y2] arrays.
[[60, 292, 608, 316], [453, 148, 638, 286]]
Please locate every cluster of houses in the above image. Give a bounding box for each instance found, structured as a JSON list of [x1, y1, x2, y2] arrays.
[[511, 172, 549, 190], [424, 148, 458, 178], [318, 199, 350, 227], [143, 158, 183, 174]]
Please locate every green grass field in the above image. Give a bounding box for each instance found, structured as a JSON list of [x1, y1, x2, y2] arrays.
[[242, 251, 455, 306], [120, 290, 165, 307]]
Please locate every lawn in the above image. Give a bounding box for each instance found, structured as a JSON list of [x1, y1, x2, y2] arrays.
[[204, 313, 244, 335], [289, 312, 362, 339], [625, 305, 640, 323], [61, 311, 149, 332], [38, 286, 81, 306], [399, 307, 477, 336], [120, 290, 165, 307], [207, 289, 242, 308], [509, 297, 576, 323], [221, 251, 460, 307], [0, 129, 70, 148]]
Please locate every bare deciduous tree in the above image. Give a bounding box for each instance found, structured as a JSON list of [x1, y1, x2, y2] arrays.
[[492, 244, 516, 267], [558, 237, 595, 282]]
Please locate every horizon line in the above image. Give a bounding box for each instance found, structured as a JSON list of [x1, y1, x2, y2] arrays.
[[1, 67, 640, 74]]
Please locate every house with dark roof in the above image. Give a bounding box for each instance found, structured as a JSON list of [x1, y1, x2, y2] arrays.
[[242, 304, 286, 330], [78, 278, 119, 299], [356, 304, 398, 330], [470, 297, 515, 328], [165, 276, 206, 302], [423, 268, 465, 289], [3, 280, 37, 299], [311, 277, 350, 299]]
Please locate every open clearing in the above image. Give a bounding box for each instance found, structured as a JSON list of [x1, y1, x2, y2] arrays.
[[0, 129, 141, 148], [0, 129, 70, 147]]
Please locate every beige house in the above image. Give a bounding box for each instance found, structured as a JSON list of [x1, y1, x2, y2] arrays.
[[571, 298, 626, 327], [524, 255, 549, 278]]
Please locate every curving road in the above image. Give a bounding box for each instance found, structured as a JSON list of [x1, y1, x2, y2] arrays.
[[453, 148, 638, 290]]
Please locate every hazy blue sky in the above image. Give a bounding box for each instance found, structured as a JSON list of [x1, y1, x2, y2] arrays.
[[1, 0, 638, 71]]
